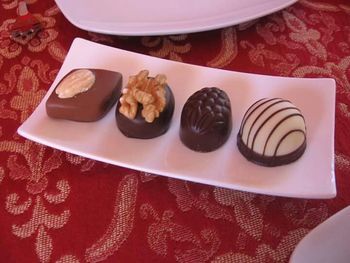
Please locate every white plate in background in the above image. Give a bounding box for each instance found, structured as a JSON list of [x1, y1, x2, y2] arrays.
[[55, 0, 297, 35], [290, 206, 350, 263], [18, 38, 336, 198]]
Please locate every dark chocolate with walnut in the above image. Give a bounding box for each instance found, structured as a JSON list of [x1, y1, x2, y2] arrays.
[[180, 87, 232, 152], [115, 70, 175, 139], [46, 68, 122, 122]]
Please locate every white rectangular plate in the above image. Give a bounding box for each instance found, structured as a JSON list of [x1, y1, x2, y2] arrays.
[[18, 38, 336, 199], [55, 0, 297, 35]]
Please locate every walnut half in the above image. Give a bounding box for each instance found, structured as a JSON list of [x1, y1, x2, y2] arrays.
[[119, 70, 167, 123]]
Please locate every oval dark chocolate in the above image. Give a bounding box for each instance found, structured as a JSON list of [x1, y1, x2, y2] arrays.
[[115, 85, 175, 139], [180, 87, 232, 152]]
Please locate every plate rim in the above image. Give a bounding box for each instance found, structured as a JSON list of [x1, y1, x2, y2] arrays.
[[54, 0, 298, 36], [289, 205, 350, 263]]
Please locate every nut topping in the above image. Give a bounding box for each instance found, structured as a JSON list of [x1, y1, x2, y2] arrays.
[[119, 70, 167, 123], [55, 69, 95, 99]]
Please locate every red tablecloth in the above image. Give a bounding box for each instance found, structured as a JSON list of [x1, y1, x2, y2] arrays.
[[1, 0, 349, 262]]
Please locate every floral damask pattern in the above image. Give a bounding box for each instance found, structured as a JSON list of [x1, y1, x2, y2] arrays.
[[207, 27, 238, 68], [141, 35, 191, 61], [283, 11, 327, 61], [140, 203, 221, 262], [0, 166, 4, 184], [2, 140, 70, 262], [85, 174, 138, 262], [1, 0, 37, 10], [211, 228, 309, 263], [6, 56, 55, 122], [0, 0, 349, 262], [293, 56, 350, 92]]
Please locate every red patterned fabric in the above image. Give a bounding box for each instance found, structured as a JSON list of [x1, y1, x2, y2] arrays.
[[0, 0, 350, 262]]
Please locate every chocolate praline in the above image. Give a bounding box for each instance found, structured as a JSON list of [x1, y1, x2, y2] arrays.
[[46, 68, 122, 122], [237, 98, 307, 167], [115, 85, 175, 139], [180, 87, 232, 152]]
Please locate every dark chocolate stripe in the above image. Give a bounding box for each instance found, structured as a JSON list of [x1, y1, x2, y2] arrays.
[[263, 113, 303, 156], [239, 98, 267, 135], [240, 98, 283, 143], [237, 133, 306, 167], [274, 129, 306, 157], [259, 107, 299, 154], [247, 99, 289, 148]]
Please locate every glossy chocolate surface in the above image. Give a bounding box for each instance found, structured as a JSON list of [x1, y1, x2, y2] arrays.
[[115, 85, 175, 139], [237, 135, 306, 167], [46, 69, 122, 122], [180, 87, 232, 152], [237, 98, 307, 167]]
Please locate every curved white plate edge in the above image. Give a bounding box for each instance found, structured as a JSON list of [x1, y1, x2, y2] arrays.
[[24, 37, 338, 100], [330, 79, 337, 196], [16, 37, 337, 199], [16, 126, 335, 200], [54, 0, 298, 36], [320, 76, 337, 198], [289, 205, 350, 262], [71, 38, 338, 84]]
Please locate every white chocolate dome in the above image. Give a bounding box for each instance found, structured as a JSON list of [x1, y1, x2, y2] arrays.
[[237, 98, 307, 166]]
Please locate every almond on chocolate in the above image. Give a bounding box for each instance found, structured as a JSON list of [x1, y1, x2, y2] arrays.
[[46, 69, 123, 122]]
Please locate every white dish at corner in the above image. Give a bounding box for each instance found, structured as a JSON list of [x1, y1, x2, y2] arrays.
[[55, 0, 297, 35], [290, 206, 350, 263], [18, 38, 336, 198]]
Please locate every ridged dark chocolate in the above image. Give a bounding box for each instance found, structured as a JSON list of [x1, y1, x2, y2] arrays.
[[180, 87, 232, 152]]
